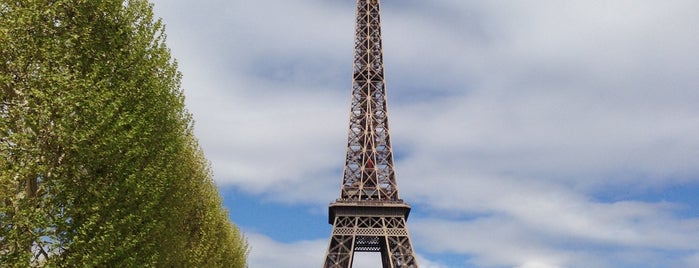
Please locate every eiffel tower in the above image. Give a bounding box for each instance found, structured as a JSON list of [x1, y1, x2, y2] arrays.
[[323, 0, 419, 267]]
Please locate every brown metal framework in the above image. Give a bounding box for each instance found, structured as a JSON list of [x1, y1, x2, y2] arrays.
[[323, 0, 418, 267]]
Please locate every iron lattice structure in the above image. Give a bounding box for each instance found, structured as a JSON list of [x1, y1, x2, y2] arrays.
[[323, 0, 418, 267]]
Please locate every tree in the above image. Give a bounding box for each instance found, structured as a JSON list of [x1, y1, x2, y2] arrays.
[[0, 0, 247, 267]]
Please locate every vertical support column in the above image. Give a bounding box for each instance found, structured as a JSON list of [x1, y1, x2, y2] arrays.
[[386, 235, 418, 267], [384, 217, 418, 267], [324, 234, 355, 268], [325, 217, 357, 268], [381, 234, 396, 267]]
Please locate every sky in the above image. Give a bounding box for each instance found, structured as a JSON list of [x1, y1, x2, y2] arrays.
[[150, 0, 699, 267]]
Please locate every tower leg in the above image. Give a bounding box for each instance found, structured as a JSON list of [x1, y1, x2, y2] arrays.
[[324, 234, 355, 268]]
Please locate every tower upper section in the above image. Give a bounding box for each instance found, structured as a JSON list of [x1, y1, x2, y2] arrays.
[[339, 0, 400, 202]]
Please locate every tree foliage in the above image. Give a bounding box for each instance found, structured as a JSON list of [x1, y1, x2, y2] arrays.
[[0, 0, 247, 267]]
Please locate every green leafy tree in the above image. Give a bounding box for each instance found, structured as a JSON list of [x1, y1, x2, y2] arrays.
[[0, 0, 247, 267]]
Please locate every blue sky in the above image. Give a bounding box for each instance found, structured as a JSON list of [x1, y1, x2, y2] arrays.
[[151, 0, 699, 267]]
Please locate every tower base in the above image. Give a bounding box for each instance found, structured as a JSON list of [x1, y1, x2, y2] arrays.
[[323, 202, 418, 268]]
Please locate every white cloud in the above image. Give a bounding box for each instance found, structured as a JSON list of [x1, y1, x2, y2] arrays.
[[246, 232, 326, 267], [414, 256, 451, 268], [684, 253, 699, 267], [405, 171, 699, 267], [154, 0, 699, 196], [515, 262, 561, 268]]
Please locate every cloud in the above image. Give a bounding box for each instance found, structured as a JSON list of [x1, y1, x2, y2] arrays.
[[154, 0, 699, 198], [402, 158, 699, 267], [246, 232, 326, 267], [685, 253, 699, 267], [412, 214, 699, 268]]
